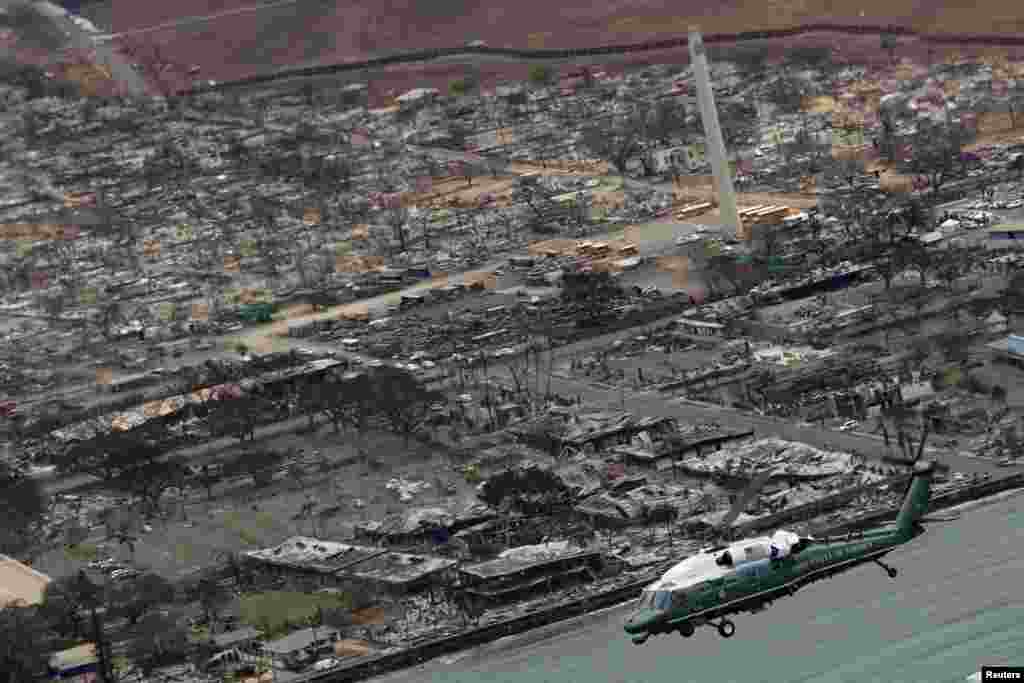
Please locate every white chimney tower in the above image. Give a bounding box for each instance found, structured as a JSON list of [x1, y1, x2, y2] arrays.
[[688, 29, 742, 239]]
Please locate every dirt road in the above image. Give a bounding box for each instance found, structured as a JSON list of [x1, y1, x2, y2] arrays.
[[28, 0, 148, 96]]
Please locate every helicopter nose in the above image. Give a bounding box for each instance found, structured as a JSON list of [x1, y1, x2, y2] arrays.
[[624, 610, 657, 634]]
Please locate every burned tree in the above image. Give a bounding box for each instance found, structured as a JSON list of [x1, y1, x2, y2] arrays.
[[0, 462, 47, 557], [477, 464, 573, 513], [367, 366, 439, 445], [580, 111, 644, 176], [905, 119, 970, 195], [385, 201, 409, 253], [513, 178, 569, 233], [208, 395, 276, 442]]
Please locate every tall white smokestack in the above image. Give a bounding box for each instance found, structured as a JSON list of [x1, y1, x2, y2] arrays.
[[688, 29, 742, 239]]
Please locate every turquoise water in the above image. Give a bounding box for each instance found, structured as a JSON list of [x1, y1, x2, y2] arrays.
[[377, 492, 1024, 683]]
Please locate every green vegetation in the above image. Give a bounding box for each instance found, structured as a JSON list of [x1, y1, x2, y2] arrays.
[[174, 542, 195, 565], [528, 64, 554, 86], [237, 529, 261, 547], [252, 511, 277, 531], [449, 78, 470, 96], [63, 543, 99, 562], [240, 591, 351, 638], [221, 511, 265, 547]]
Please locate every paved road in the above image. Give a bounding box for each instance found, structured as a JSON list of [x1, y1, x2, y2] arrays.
[[29, 0, 148, 96], [512, 369, 1000, 475], [92, 0, 314, 43], [370, 488, 1024, 683], [233, 311, 1001, 478], [40, 408, 316, 494]]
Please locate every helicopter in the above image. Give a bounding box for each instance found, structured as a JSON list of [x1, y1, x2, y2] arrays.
[[624, 458, 951, 644]]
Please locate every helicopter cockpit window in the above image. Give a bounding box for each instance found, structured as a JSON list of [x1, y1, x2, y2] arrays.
[[790, 538, 812, 555], [744, 544, 769, 561], [653, 591, 673, 610], [638, 590, 656, 609]]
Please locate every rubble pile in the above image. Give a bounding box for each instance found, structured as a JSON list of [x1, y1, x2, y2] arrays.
[[674, 422, 726, 438], [552, 459, 606, 499], [966, 416, 1024, 459], [680, 438, 855, 479], [575, 482, 700, 525], [496, 540, 578, 563], [385, 478, 432, 502]]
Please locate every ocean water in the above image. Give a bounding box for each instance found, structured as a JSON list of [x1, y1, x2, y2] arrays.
[[375, 491, 1024, 683]]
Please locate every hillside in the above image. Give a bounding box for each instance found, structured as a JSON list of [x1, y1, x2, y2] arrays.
[[73, 0, 1024, 89], [36, 1, 1024, 101]]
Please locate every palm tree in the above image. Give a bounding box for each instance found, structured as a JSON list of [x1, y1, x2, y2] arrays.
[[308, 606, 324, 658]]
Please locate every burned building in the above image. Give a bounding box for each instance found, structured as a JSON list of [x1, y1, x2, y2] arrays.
[[558, 413, 679, 457], [242, 536, 454, 597], [242, 537, 381, 591], [339, 550, 457, 598], [511, 411, 678, 458], [458, 541, 605, 608], [352, 505, 496, 548]]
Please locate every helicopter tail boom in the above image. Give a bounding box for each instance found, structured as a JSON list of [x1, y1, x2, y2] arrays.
[[895, 461, 934, 537]]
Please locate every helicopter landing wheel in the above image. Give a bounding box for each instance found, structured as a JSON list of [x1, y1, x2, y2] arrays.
[[678, 621, 695, 638], [875, 558, 898, 579], [717, 619, 736, 638]]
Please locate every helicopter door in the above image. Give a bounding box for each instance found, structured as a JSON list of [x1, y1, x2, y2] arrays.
[[720, 576, 744, 601], [670, 589, 689, 610]]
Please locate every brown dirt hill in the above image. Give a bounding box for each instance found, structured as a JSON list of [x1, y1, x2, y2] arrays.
[[77, 0, 1024, 98], [100, 0, 1024, 47], [63, 2, 1024, 101]]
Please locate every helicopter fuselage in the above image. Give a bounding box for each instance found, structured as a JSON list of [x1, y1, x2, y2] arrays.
[[625, 523, 923, 643]]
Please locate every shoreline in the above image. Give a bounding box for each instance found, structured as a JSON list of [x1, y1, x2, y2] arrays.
[[302, 474, 1024, 683]]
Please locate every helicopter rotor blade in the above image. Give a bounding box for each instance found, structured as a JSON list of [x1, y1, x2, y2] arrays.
[[919, 512, 960, 523], [900, 420, 931, 498], [718, 466, 777, 533]]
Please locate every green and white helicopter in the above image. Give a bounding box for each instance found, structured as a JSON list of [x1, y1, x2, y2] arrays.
[[625, 459, 951, 643]]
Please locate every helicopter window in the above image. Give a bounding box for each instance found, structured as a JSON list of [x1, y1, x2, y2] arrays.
[[671, 590, 688, 608], [744, 544, 769, 561], [790, 538, 812, 555], [653, 591, 673, 610], [638, 591, 655, 609]]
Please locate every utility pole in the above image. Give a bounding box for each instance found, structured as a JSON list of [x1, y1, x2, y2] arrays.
[[90, 606, 113, 683], [78, 571, 112, 683]]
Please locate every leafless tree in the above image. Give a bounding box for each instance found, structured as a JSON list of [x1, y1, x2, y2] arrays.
[[580, 112, 644, 176], [906, 119, 971, 195], [386, 203, 410, 253]]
